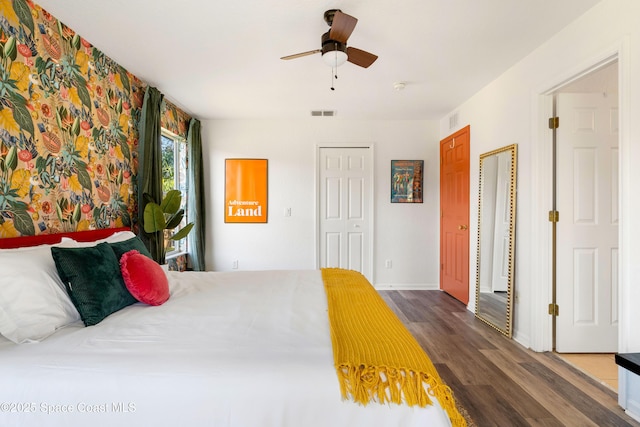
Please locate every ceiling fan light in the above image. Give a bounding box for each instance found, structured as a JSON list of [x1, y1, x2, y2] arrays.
[[322, 50, 348, 67]]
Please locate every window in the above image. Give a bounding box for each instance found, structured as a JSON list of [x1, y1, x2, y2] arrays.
[[161, 130, 188, 255]]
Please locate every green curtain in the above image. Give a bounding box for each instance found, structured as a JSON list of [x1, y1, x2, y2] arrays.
[[137, 86, 165, 263], [187, 118, 206, 271]]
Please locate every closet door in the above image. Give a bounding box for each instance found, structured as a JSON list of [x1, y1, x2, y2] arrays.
[[440, 126, 470, 304], [318, 147, 373, 283]]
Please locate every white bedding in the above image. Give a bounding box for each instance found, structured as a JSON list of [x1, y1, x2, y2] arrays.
[[0, 270, 452, 427]]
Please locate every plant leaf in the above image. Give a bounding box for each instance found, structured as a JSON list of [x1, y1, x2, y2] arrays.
[[12, 0, 34, 34], [77, 169, 92, 191], [143, 202, 165, 233], [75, 75, 91, 110], [161, 189, 181, 214], [12, 102, 34, 135], [72, 203, 81, 223], [55, 201, 63, 221], [142, 192, 156, 205], [71, 116, 80, 136], [119, 138, 130, 160], [5, 146, 17, 170], [71, 34, 81, 50], [4, 36, 16, 61], [11, 204, 34, 235], [121, 211, 131, 226], [55, 108, 63, 130], [165, 209, 184, 230], [119, 67, 130, 92], [170, 222, 193, 241], [9, 90, 26, 107], [9, 91, 26, 107]]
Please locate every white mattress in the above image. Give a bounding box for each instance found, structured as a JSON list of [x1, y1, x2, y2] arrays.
[[0, 270, 452, 427]]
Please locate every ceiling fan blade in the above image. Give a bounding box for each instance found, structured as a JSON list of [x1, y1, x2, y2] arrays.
[[281, 49, 321, 60], [346, 47, 378, 68], [330, 11, 357, 43]]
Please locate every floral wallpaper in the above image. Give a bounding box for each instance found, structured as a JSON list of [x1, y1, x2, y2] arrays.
[[0, 0, 190, 238], [161, 99, 190, 139]]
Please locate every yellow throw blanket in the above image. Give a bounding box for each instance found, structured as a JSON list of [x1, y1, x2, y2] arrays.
[[322, 268, 467, 427]]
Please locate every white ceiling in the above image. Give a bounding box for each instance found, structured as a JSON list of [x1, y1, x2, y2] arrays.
[[33, 0, 601, 120]]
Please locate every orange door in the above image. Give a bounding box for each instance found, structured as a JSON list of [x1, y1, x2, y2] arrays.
[[440, 126, 470, 304]]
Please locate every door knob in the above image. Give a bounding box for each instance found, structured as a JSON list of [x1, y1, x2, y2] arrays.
[[458, 224, 468, 230]]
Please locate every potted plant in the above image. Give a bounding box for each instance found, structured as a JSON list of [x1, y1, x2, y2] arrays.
[[143, 190, 194, 264]]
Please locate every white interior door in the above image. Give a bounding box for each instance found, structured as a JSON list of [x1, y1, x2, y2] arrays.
[[556, 92, 619, 353], [491, 152, 512, 292], [318, 147, 372, 283], [479, 156, 497, 294]]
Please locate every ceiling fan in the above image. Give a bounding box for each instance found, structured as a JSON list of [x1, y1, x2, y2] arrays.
[[280, 9, 378, 69]]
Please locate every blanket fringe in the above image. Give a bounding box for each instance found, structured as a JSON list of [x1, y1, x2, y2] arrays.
[[336, 364, 466, 426]]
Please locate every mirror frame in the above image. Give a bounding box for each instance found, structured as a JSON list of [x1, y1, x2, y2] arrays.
[[475, 144, 517, 337]]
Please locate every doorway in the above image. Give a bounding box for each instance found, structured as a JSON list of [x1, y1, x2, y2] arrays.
[[552, 61, 619, 354], [317, 146, 374, 283]]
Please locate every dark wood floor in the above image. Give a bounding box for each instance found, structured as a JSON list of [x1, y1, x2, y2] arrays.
[[379, 289, 639, 427], [477, 291, 508, 330]]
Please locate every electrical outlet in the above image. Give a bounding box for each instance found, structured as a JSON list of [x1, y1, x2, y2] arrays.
[[232, 260, 238, 269], [385, 259, 392, 269]]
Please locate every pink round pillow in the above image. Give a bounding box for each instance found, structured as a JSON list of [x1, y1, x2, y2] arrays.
[[120, 250, 170, 306]]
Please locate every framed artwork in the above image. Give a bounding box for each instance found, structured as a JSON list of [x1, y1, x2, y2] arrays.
[[225, 159, 268, 223], [391, 160, 424, 203]]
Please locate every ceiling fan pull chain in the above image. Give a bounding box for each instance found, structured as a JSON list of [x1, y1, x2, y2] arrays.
[[330, 44, 339, 91], [335, 44, 340, 80], [331, 66, 336, 90]]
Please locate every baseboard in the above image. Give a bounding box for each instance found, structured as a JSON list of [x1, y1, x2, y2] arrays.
[[374, 283, 439, 290], [513, 331, 531, 350]]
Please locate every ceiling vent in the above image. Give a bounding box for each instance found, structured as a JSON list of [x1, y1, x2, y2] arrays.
[[311, 110, 336, 117]]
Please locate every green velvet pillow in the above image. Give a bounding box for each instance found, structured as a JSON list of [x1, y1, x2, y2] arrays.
[[51, 243, 137, 326], [109, 236, 152, 261]]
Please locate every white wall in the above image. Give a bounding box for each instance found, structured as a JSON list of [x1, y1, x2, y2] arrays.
[[201, 119, 441, 288], [439, 0, 640, 353]]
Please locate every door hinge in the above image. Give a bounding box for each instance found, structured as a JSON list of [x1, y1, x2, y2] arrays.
[[548, 210, 559, 223], [548, 303, 559, 316], [548, 117, 559, 129]]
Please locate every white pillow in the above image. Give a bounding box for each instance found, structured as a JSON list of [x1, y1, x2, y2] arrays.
[[0, 242, 80, 343], [71, 230, 137, 247]]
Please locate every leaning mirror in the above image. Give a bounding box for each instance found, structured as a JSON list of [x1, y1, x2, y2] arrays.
[[475, 144, 517, 337]]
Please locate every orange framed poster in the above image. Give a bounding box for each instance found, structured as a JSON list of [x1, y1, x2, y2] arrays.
[[225, 159, 268, 223]]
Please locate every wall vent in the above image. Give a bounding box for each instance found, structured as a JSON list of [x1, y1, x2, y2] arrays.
[[449, 112, 459, 130], [311, 110, 336, 117]]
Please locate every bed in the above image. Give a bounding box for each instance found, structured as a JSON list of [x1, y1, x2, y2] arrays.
[[0, 228, 465, 427]]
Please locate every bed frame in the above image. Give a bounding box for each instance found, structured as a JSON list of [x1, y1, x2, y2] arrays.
[[0, 227, 131, 249]]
